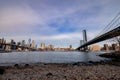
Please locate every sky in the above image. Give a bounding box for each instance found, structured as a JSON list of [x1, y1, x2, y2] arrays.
[[0, 0, 120, 48]]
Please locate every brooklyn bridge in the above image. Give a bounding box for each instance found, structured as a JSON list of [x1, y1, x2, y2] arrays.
[[77, 13, 120, 50]]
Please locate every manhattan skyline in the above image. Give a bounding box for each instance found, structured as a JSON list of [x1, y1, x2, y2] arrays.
[[0, 0, 120, 48]]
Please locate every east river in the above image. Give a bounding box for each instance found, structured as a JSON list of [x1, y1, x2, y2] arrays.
[[0, 51, 110, 66]]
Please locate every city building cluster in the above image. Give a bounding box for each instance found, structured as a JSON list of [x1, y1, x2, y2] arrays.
[[89, 44, 120, 51], [39, 43, 74, 51], [0, 38, 74, 52], [0, 37, 120, 52]]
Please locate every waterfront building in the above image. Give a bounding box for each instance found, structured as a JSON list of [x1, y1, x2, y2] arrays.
[[35, 45, 37, 49], [111, 43, 120, 51], [112, 44, 117, 50], [1, 38, 4, 43], [8, 39, 16, 50], [28, 38, 31, 47], [69, 45, 72, 49], [31, 40, 35, 48], [17, 48, 22, 51], [69, 45, 74, 50], [17, 42, 21, 46], [48, 44, 54, 51], [21, 40, 25, 46], [0, 38, 6, 44], [0, 39, 2, 44], [41, 43, 45, 49], [0, 39, 2, 43], [90, 45, 101, 51], [5, 45, 11, 51], [0, 39, 3, 49], [10, 39, 14, 44], [103, 44, 109, 51], [54, 48, 60, 51]]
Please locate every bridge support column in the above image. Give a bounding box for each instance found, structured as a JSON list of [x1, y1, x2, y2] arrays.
[[83, 46, 88, 52], [79, 46, 88, 52]]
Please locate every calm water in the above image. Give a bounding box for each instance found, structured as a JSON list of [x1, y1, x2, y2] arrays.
[[0, 51, 109, 66]]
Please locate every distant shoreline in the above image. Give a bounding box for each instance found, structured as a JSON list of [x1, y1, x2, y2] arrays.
[[0, 50, 11, 53]]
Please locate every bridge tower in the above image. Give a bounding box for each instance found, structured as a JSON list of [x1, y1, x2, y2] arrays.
[[82, 30, 88, 51], [83, 30, 87, 43]]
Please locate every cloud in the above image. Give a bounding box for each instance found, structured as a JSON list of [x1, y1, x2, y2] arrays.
[[0, 4, 60, 36], [0, 5, 41, 32], [0, 0, 120, 48], [0, 0, 119, 33]]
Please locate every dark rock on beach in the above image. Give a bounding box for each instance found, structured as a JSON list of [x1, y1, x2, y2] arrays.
[[0, 68, 5, 75], [99, 51, 120, 59]]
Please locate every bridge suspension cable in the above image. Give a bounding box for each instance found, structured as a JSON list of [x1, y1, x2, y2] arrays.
[[95, 12, 120, 38]]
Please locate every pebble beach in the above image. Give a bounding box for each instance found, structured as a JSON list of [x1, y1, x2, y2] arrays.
[[0, 61, 120, 80]]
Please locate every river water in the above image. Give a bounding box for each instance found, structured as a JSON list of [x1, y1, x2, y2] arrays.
[[0, 51, 109, 66]]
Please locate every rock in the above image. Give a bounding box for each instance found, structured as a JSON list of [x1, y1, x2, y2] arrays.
[[0, 68, 5, 75], [72, 63, 79, 66], [14, 64, 19, 67], [46, 72, 53, 76], [89, 61, 94, 63], [24, 64, 29, 67], [14, 64, 22, 69], [110, 77, 114, 79], [86, 77, 90, 79]]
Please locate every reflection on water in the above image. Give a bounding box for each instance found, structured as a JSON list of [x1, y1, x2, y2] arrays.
[[0, 51, 109, 66]]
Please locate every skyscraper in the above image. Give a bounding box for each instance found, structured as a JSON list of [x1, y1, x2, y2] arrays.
[[1, 38, 5, 43], [41, 43, 45, 49], [0, 39, 2, 43], [31, 40, 35, 48], [10, 39, 14, 45], [28, 38, 31, 47], [10, 39, 16, 50], [48, 45, 54, 49], [21, 40, 25, 46], [69, 45, 72, 49], [35, 45, 37, 49]]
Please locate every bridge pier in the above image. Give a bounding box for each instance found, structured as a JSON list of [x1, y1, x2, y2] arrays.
[[79, 46, 88, 52]]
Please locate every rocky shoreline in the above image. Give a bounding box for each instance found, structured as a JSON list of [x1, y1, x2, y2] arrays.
[[0, 60, 120, 80], [99, 51, 120, 59]]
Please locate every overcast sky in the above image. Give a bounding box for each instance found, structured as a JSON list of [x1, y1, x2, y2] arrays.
[[0, 0, 120, 48]]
